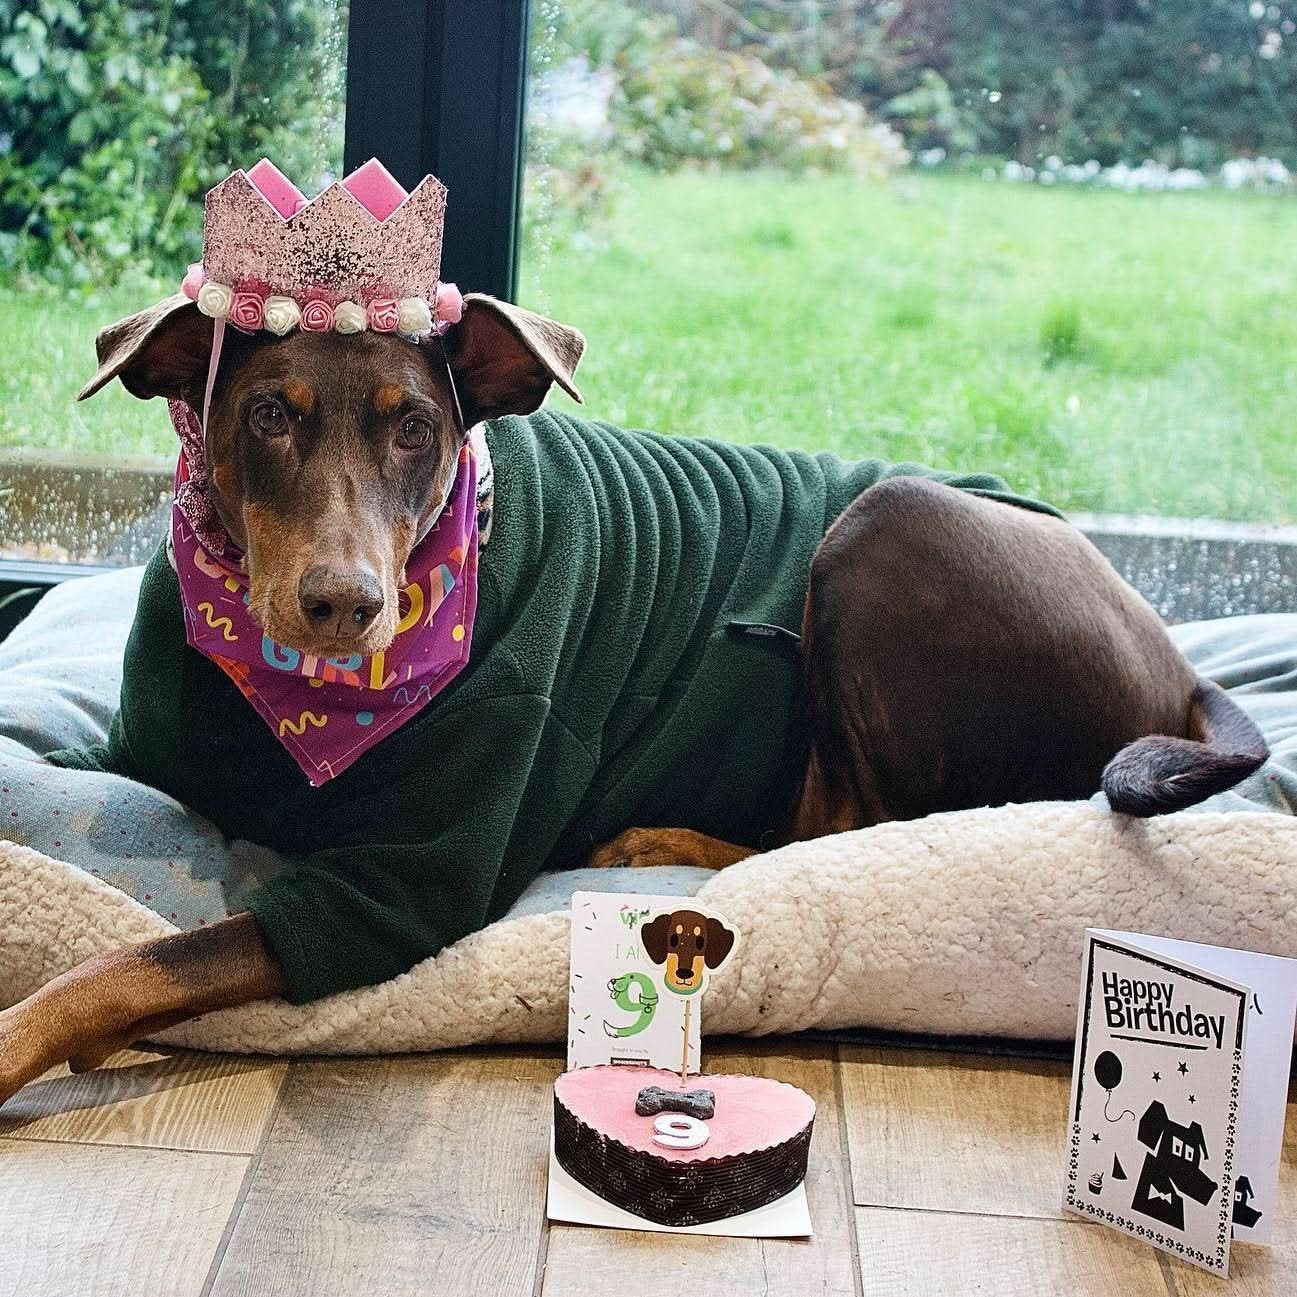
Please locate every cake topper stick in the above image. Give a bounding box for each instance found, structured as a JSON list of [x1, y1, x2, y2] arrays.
[[681, 1000, 692, 1085]]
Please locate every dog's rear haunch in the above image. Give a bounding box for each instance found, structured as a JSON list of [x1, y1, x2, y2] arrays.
[[598, 474, 1268, 871], [785, 475, 1267, 839]]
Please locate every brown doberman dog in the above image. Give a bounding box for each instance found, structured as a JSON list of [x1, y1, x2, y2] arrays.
[[0, 293, 1267, 1107]]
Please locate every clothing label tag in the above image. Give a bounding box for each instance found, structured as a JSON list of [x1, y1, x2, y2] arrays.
[[724, 621, 802, 654], [566, 891, 739, 1073], [1064, 929, 1297, 1275]]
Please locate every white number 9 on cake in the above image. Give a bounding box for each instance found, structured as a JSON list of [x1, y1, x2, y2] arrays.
[[553, 1064, 816, 1226]]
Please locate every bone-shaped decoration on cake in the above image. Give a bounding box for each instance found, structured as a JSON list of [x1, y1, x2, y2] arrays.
[[635, 1085, 716, 1119]]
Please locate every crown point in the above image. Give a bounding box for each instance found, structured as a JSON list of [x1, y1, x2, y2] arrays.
[[247, 158, 307, 218], [343, 158, 408, 221]]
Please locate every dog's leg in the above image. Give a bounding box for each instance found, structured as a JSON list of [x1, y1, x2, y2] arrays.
[[0, 913, 283, 1107], [589, 827, 755, 870]]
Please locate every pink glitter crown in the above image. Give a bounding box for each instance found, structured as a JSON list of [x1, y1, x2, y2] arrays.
[[181, 158, 462, 338]]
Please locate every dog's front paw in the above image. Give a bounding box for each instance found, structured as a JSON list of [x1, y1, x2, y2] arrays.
[[67, 1039, 126, 1075], [589, 828, 672, 869], [0, 1003, 55, 1109], [589, 827, 754, 871]]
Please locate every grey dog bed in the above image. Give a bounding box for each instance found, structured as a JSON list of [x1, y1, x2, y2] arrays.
[[1, 567, 1295, 1052]]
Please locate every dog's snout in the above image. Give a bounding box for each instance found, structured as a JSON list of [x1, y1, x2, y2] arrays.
[[298, 565, 385, 634]]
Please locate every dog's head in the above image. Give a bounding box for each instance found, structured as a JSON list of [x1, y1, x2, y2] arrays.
[[79, 293, 583, 657], [640, 908, 736, 996]]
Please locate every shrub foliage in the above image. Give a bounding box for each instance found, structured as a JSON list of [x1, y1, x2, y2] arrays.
[[0, 0, 345, 284], [620, 0, 1297, 170]]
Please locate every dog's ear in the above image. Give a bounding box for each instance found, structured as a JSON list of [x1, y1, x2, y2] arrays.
[[640, 913, 671, 965], [1137, 1100, 1168, 1151], [703, 916, 736, 969], [440, 293, 584, 426], [78, 295, 214, 403]]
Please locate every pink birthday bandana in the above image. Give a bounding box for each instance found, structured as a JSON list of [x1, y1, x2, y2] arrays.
[[167, 400, 480, 786]]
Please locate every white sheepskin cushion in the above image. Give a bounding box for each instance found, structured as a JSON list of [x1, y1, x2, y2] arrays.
[[3, 801, 1294, 1053]]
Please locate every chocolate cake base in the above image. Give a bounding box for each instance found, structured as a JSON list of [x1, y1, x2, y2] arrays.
[[553, 1091, 814, 1227]]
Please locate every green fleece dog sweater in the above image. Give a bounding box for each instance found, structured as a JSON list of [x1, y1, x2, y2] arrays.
[[52, 412, 1056, 1003]]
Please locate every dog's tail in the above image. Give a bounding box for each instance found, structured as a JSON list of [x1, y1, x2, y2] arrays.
[[1101, 678, 1268, 816]]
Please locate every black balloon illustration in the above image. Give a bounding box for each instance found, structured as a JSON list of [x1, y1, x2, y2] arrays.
[[1094, 1050, 1123, 1090]]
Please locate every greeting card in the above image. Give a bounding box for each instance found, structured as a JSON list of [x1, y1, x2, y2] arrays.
[[1065, 929, 1297, 1276]]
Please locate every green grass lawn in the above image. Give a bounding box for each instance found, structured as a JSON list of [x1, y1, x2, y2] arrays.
[[6, 170, 1297, 521]]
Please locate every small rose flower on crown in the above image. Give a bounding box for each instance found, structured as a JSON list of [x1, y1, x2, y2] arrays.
[[397, 297, 432, 336], [264, 296, 300, 336], [299, 296, 335, 333], [195, 280, 233, 320], [368, 298, 400, 332], [229, 290, 265, 331], [334, 301, 368, 334]]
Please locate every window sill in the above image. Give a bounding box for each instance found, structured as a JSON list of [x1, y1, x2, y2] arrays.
[[0, 449, 170, 568], [1074, 513, 1297, 624], [1, 459, 1294, 625]]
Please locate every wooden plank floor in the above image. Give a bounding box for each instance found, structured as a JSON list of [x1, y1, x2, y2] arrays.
[[0, 1040, 1292, 1296]]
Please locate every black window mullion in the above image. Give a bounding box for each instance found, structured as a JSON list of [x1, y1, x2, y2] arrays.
[[344, 0, 532, 303]]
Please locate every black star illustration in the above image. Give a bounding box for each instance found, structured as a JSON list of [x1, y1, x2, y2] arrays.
[[1152, 1071, 1162, 1082], [1188, 1094, 1196, 1104], [1178, 1061, 1189, 1076], [1091, 1132, 1101, 1143]]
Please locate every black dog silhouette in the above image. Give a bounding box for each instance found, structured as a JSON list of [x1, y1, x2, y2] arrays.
[[1130, 1099, 1218, 1230]]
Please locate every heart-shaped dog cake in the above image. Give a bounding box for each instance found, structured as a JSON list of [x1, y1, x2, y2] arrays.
[[553, 1065, 816, 1226]]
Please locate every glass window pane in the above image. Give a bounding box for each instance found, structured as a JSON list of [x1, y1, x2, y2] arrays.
[[0, 0, 349, 562], [522, 2, 1297, 525]]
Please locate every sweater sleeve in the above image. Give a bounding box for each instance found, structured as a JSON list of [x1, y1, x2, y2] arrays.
[[243, 692, 554, 1004]]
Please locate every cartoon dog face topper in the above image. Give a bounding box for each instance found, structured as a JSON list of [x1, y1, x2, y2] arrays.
[[640, 908, 737, 996]]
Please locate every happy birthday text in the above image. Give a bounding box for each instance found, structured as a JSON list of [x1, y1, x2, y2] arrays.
[[1102, 972, 1226, 1049]]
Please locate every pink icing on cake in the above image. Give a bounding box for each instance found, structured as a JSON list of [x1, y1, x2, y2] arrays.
[[554, 1065, 815, 1163]]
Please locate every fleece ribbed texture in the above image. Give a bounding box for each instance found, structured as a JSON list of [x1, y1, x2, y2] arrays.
[[50, 412, 1055, 1003]]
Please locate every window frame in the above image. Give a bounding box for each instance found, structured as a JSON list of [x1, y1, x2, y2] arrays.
[[0, 0, 531, 596], [6, 3, 1296, 628], [344, 0, 531, 303]]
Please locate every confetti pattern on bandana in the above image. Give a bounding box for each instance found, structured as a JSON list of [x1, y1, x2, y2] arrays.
[[167, 409, 485, 786]]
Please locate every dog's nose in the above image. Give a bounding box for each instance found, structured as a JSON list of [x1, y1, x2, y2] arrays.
[[298, 565, 384, 634]]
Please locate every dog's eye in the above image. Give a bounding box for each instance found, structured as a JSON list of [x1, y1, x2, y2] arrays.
[[250, 400, 288, 438], [398, 416, 434, 450], [669, 932, 678, 949], [695, 934, 705, 951]]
